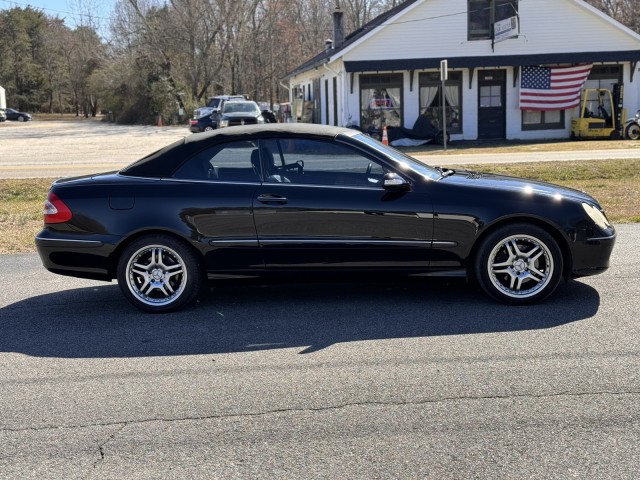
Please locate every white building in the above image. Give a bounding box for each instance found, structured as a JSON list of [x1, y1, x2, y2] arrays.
[[0, 85, 6, 110], [284, 0, 640, 141]]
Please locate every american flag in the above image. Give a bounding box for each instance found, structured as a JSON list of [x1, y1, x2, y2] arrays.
[[519, 64, 593, 111]]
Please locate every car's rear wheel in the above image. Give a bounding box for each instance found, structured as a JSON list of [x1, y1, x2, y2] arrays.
[[474, 224, 563, 305], [204, 126, 214, 131], [117, 235, 204, 313]]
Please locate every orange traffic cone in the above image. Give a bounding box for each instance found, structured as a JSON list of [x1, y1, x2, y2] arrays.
[[382, 125, 389, 145]]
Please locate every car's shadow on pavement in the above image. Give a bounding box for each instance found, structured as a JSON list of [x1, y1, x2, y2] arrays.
[[0, 279, 600, 358]]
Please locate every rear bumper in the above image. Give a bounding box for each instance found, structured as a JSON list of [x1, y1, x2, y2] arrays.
[[35, 229, 117, 281]]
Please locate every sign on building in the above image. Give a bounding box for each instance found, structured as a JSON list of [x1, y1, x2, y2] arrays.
[[494, 16, 519, 43]]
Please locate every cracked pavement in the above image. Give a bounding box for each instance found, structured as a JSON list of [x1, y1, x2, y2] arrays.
[[0, 225, 639, 478]]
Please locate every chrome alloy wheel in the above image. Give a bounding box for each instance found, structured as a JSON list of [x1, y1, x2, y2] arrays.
[[487, 234, 554, 299], [125, 244, 187, 306]]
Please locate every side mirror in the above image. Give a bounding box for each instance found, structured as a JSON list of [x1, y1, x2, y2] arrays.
[[383, 172, 411, 192]]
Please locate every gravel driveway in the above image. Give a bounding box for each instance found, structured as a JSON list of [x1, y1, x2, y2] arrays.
[[3, 119, 640, 178], [0, 120, 188, 179]]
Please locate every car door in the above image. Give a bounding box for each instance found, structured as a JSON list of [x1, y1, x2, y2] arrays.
[[252, 137, 433, 270], [171, 139, 263, 272]]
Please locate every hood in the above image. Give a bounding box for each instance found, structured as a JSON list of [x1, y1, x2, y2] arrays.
[[444, 169, 598, 205]]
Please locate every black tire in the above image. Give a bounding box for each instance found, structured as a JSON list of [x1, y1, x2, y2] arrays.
[[204, 126, 214, 131], [474, 224, 563, 305], [17, 115, 25, 122], [626, 123, 640, 140], [117, 234, 204, 313]]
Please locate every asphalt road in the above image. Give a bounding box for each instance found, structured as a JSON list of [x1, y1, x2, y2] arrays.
[[1, 225, 638, 478]]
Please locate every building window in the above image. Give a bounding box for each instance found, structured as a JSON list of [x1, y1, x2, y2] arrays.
[[522, 110, 564, 130], [584, 65, 622, 90], [468, 0, 518, 41], [359, 73, 403, 132], [419, 72, 462, 134]]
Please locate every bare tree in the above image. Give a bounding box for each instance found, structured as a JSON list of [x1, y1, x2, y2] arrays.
[[585, 0, 640, 32]]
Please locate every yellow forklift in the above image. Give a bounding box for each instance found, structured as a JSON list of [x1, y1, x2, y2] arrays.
[[570, 84, 625, 140]]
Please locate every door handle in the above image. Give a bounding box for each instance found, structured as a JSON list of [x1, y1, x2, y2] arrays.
[[257, 194, 288, 204]]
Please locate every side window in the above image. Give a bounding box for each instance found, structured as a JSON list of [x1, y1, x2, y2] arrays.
[[262, 138, 386, 186], [173, 140, 261, 182]]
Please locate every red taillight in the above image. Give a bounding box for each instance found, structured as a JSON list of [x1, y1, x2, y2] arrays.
[[44, 191, 72, 224]]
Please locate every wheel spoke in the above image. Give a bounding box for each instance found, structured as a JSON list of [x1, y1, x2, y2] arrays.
[[138, 277, 151, 292], [152, 248, 163, 266], [166, 269, 183, 279], [529, 250, 544, 265], [492, 267, 512, 275], [523, 245, 540, 260], [492, 259, 513, 268], [132, 266, 149, 276], [528, 268, 546, 282], [504, 240, 518, 258], [164, 280, 175, 294]]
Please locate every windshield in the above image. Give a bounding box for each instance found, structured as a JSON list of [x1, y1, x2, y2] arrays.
[[206, 98, 221, 108], [223, 102, 259, 114], [354, 133, 441, 181]]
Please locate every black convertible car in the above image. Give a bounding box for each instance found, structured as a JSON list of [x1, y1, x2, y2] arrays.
[[36, 124, 615, 313]]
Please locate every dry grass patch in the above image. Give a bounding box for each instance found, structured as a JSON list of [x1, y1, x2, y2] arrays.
[[451, 158, 640, 223], [0, 159, 638, 254], [0, 178, 53, 254]]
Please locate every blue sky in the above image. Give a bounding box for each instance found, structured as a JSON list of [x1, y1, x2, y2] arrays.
[[0, 0, 115, 32]]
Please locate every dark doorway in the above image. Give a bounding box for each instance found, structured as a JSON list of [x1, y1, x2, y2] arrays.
[[478, 70, 506, 139]]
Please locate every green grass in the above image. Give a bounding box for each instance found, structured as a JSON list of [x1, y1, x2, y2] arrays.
[[1, 158, 638, 253]]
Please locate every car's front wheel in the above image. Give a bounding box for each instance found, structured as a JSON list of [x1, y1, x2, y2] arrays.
[[474, 224, 563, 304], [117, 235, 204, 313]]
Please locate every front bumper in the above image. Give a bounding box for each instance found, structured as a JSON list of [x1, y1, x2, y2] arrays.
[[570, 228, 616, 277]]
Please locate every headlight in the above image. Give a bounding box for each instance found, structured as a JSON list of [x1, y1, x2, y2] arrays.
[[257, 115, 265, 124], [582, 202, 611, 230], [219, 119, 229, 128]]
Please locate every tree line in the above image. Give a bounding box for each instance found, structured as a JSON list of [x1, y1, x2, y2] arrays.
[[0, 0, 632, 124]]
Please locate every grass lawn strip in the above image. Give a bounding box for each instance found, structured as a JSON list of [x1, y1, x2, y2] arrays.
[[0, 158, 638, 254]]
